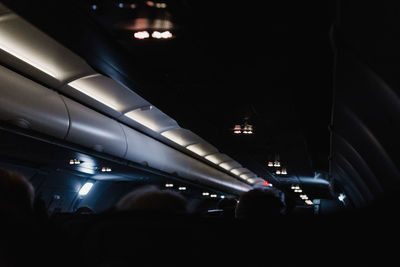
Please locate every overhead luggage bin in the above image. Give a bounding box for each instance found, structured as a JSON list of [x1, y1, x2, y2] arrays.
[[230, 167, 251, 176], [0, 12, 95, 88], [0, 65, 69, 139], [62, 96, 127, 158], [63, 74, 150, 118], [160, 128, 205, 147], [122, 106, 179, 133], [121, 124, 252, 193]]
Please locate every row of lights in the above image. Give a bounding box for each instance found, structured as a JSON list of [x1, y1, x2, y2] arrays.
[[91, 1, 167, 11], [133, 30, 173, 40], [233, 123, 254, 134], [291, 185, 313, 205], [166, 185, 225, 198], [69, 159, 112, 172]]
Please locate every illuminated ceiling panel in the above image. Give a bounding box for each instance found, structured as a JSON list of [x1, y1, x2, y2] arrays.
[[161, 128, 203, 147], [67, 74, 149, 113], [219, 161, 242, 171], [186, 143, 218, 157], [0, 13, 94, 84], [204, 153, 231, 165], [125, 106, 179, 133]]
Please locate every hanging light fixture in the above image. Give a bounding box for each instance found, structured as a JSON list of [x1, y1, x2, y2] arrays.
[[232, 117, 254, 135]]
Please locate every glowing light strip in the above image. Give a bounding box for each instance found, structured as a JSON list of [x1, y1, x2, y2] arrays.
[[124, 109, 160, 132], [205, 154, 223, 165], [186, 144, 208, 157], [68, 77, 121, 111], [0, 41, 57, 78], [161, 130, 189, 146]]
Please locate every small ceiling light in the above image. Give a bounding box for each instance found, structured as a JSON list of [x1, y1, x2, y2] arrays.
[[78, 182, 94, 196], [305, 200, 313, 205], [134, 31, 150, 39], [202, 192, 209, 196], [210, 194, 217, 198], [281, 168, 287, 175], [276, 170, 281, 175], [338, 193, 346, 202], [118, 2, 124, 8], [274, 161, 281, 167], [220, 195, 225, 199], [155, 2, 167, 8], [267, 161, 273, 167], [233, 125, 242, 134], [165, 183, 174, 188], [146, 1, 155, 7], [91, 4, 97, 10], [178, 186, 186, 191], [69, 159, 81, 165], [101, 167, 112, 172]]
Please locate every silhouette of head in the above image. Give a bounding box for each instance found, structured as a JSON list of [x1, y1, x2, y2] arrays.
[[0, 168, 34, 218], [116, 185, 187, 213], [235, 188, 284, 219]]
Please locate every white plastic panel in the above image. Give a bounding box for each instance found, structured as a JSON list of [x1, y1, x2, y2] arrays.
[[62, 96, 127, 158], [204, 153, 231, 165], [230, 167, 250, 176], [123, 106, 179, 133], [240, 172, 257, 180], [62, 74, 150, 116], [160, 128, 204, 147], [0, 13, 95, 88], [0, 65, 69, 139], [186, 143, 218, 157], [121, 124, 252, 194], [219, 161, 242, 171]]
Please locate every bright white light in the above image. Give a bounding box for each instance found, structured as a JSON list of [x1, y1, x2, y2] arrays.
[[230, 169, 241, 176], [68, 76, 122, 111], [178, 187, 186, 191], [210, 194, 217, 198], [161, 130, 189, 146], [202, 192, 209, 196], [338, 193, 346, 202], [205, 154, 223, 165], [219, 162, 233, 171], [125, 109, 160, 132], [220, 195, 225, 199], [118, 3, 124, 8], [0, 34, 58, 78], [305, 200, 313, 205], [160, 31, 172, 39], [274, 161, 281, 167], [300, 194, 308, 200], [92, 5, 97, 10], [165, 183, 174, 188], [276, 170, 281, 175], [101, 167, 112, 172], [78, 182, 93, 196], [268, 162, 273, 167], [240, 174, 250, 180], [134, 31, 150, 39], [186, 144, 208, 157]]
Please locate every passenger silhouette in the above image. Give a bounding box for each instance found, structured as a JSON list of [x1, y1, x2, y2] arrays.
[[217, 197, 237, 218], [116, 185, 187, 213], [0, 168, 35, 218], [235, 188, 284, 220]]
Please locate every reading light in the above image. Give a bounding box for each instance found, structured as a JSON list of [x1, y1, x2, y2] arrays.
[[281, 168, 287, 175], [178, 187, 186, 191], [202, 192, 209, 196], [274, 161, 281, 167], [165, 183, 174, 188], [338, 193, 346, 202], [152, 31, 173, 39], [233, 125, 242, 134], [305, 200, 313, 205], [91, 4, 97, 10], [210, 194, 217, 198], [78, 182, 93, 196], [276, 170, 281, 175], [101, 167, 112, 172], [300, 195, 308, 200], [220, 195, 225, 199], [134, 31, 150, 39], [69, 159, 81, 165], [268, 161, 273, 167]]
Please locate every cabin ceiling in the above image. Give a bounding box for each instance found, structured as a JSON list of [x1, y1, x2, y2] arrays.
[[1, 0, 336, 187]]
